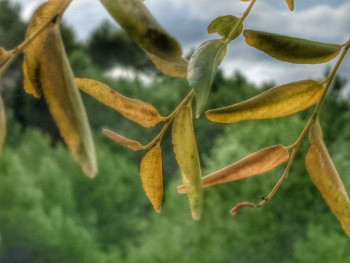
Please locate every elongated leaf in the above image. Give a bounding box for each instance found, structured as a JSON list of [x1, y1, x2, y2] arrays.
[[140, 143, 163, 212], [102, 128, 146, 151], [286, 0, 294, 11], [41, 24, 97, 178], [188, 39, 227, 117], [244, 30, 342, 64], [23, 0, 69, 98], [0, 95, 5, 156], [147, 52, 188, 78], [172, 100, 202, 220], [178, 144, 289, 193], [306, 120, 350, 237], [208, 15, 243, 42], [206, 80, 323, 123], [76, 78, 164, 127], [100, 0, 182, 63]]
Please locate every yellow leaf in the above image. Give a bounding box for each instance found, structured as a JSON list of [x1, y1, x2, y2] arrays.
[[172, 100, 203, 220], [0, 95, 6, 156], [206, 80, 323, 123], [41, 24, 97, 178], [140, 143, 163, 212], [102, 128, 146, 151], [22, 0, 69, 98], [178, 144, 289, 193], [147, 52, 188, 78], [244, 30, 342, 64], [0, 47, 10, 65], [306, 120, 350, 237], [286, 0, 294, 11], [76, 78, 164, 128]]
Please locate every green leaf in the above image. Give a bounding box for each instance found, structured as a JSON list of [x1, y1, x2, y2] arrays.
[[172, 100, 203, 220], [188, 39, 227, 117], [76, 78, 164, 128], [244, 30, 342, 64], [140, 143, 163, 213], [207, 15, 243, 42], [102, 128, 146, 151], [206, 80, 324, 123], [306, 119, 350, 237], [177, 144, 289, 193], [0, 94, 5, 156], [41, 24, 97, 178], [286, 0, 294, 11]]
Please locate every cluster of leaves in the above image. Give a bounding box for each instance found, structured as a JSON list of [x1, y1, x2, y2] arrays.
[[0, 0, 349, 238]]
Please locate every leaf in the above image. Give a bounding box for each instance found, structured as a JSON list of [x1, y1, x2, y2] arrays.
[[286, 0, 294, 11], [172, 100, 203, 220], [0, 95, 6, 156], [41, 24, 97, 178], [244, 30, 342, 64], [188, 39, 227, 117], [76, 78, 164, 128], [306, 119, 350, 237], [207, 15, 243, 42], [177, 144, 289, 193], [22, 0, 69, 98], [0, 47, 10, 65], [147, 52, 188, 78], [102, 128, 146, 151], [206, 80, 324, 123], [100, 0, 182, 63], [140, 143, 163, 212]]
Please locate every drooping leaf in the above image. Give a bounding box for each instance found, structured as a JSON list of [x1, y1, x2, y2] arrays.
[[140, 143, 163, 212], [0, 95, 5, 156], [188, 39, 227, 117], [147, 52, 188, 78], [41, 24, 97, 178], [286, 0, 294, 11], [23, 0, 69, 98], [102, 128, 146, 151], [172, 100, 202, 220], [306, 119, 350, 237], [100, 0, 182, 63], [206, 80, 324, 123], [177, 144, 289, 193], [76, 78, 164, 128], [244, 30, 342, 64], [207, 15, 243, 42]]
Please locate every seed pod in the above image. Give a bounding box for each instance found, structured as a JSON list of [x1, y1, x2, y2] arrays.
[[177, 144, 289, 193], [206, 80, 323, 123], [102, 128, 146, 151]]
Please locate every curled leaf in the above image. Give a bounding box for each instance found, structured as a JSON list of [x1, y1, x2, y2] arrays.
[[177, 144, 289, 193], [102, 128, 146, 151], [41, 24, 97, 178], [207, 15, 243, 42], [0, 95, 5, 156], [76, 78, 164, 127], [188, 39, 227, 117], [286, 0, 294, 11], [172, 100, 203, 220], [140, 143, 163, 212], [306, 119, 350, 237], [206, 80, 323, 123], [244, 30, 342, 64], [147, 52, 188, 78]]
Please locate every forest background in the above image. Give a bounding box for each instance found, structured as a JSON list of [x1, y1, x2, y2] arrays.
[[0, 1, 350, 262]]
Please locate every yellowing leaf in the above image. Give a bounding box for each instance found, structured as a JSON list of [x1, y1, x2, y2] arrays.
[[244, 30, 342, 64], [306, 120, 350, 237], [0, 95, 5, 156], [207, 15, 243, 42], [0, 47, 10, 65], [188, 39, 227, 117], [140, 143, 163, 212], [41, 24, 97, 178], [206, 80, 323, 123], [286, 0, 294, 11], [76, 78, 164, 128], [22, 0, 69, 98], [102, 128, 146, 151], [177, 144, 289, 193], [147, 52, 188, 78], [172, 100, 202, 220], [100, 0, 182, 63]]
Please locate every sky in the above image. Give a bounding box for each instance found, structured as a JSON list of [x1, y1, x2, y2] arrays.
[[13, 0, 350, 91]]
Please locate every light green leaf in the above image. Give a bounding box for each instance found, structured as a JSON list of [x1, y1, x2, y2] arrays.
[[0, 95, 5, 156], [188, 39, 227, 117], [206, 80, 324, 123], [172, 100, 202, 220], [306, 119, 350, 237], [244, 30, 342, 64], [207, 15, 243, 42]]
